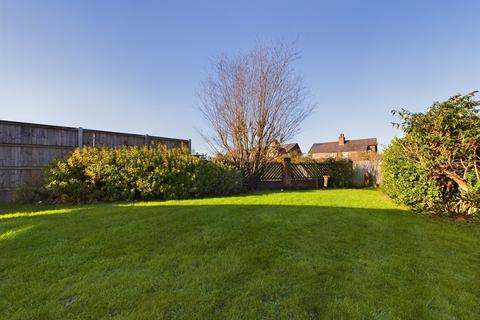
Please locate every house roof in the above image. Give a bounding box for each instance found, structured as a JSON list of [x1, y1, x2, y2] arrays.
[[281, 143, 300, 153], [308, 138, 377, 154]]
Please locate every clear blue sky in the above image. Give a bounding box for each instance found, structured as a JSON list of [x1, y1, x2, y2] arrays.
[[1, 0, 479, 153]]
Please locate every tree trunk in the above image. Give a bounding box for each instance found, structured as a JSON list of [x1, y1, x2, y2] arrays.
[[446, 172, 469, 192]]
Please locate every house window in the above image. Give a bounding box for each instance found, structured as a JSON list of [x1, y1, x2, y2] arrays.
[[342, 152, 349, 159]]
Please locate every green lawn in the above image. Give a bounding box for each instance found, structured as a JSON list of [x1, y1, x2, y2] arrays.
[[1, 189, 479, 319]]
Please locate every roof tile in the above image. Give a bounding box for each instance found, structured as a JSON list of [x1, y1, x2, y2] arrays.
[[309, 138, 377, 154]]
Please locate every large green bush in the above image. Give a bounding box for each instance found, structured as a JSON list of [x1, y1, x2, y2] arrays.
[[384, 92, 480, 216], [382, 138, 443, 212], [40, 146, 241, 203]]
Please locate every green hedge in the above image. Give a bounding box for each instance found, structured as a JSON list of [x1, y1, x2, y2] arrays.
[[323, 158, 354, 188], [35, 146, 241, 203], [382, 138, 443, 212]]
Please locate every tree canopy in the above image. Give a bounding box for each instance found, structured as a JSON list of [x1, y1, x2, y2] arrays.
[[386, 92, 480, 215], [199, 44, 314, 187]]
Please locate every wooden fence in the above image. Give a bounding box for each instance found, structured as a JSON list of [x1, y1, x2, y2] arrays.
[[254, 158, 383, 190], [352, 160, 383, 187], [0, 120, 191, 202], [255, 159, 331, 190]]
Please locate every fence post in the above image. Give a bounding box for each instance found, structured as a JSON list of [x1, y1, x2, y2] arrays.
[[145, 134, 150, 146], [282, 157, 292, 189], [78, 127, 83, 148]]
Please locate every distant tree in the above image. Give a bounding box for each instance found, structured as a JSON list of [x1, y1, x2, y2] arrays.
[[390, 92, 480, 215], [199, 44, 314, 187]]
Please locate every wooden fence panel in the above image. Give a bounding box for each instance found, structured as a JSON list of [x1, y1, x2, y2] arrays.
[[255, 160, 382, 190], [254, 161, 331, 190], [352, 160, 383, 187], [259, 163, 283, 181], [0, 122, 78, 146], [290, 163, 329, 180], [0, 145, 72, 167], [0, 120, 190, 202]]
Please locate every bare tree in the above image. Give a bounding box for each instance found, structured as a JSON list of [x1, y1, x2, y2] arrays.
[[199, 44, 315, 187]]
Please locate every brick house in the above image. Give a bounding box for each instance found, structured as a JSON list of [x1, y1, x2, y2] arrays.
[[308, 133, 377, 161], [270, 140, 303, 158]]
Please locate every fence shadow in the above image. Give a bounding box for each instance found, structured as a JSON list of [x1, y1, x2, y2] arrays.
[[1, 200, 479, 319]]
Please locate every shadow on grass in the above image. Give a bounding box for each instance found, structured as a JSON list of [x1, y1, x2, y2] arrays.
[[1, 197, 479, 319], [1, 199, 478, 243]]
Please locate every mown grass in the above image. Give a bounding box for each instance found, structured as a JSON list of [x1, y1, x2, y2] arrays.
[[1, 189, 479, 319]]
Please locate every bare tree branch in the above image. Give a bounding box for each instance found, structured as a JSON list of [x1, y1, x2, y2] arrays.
[[199, 44, 315, 186]]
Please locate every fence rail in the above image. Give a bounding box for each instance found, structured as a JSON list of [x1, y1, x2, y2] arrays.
[[250, 160, 332, 190], [290, 163, 330, 180], [0, 120, 190, 201], [251, 158, 382, 190], [259, 163, 283, 181]]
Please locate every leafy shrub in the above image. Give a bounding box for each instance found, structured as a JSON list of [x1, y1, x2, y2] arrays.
[[382, 138, 443, 212], [386, 92, 479, 216], [322, 158, 353, 188], [13, 171, 48, 203], [273, 153, 318, 164], [39, 146, 241, 203]]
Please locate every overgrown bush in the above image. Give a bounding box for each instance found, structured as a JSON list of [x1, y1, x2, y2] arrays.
[[13, 172, 48, 203], [382, 138, 444, 212], [384, 92, 480, 216], [274, 153, 317, 164], [323, 158, 353, 188], [37, 146, 241, 203]]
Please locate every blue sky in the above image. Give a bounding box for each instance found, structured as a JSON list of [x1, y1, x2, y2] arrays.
[[1, 0, 479, 153]]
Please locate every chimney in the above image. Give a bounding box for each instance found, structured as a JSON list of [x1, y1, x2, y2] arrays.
[[339, 133, 345, 145]]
